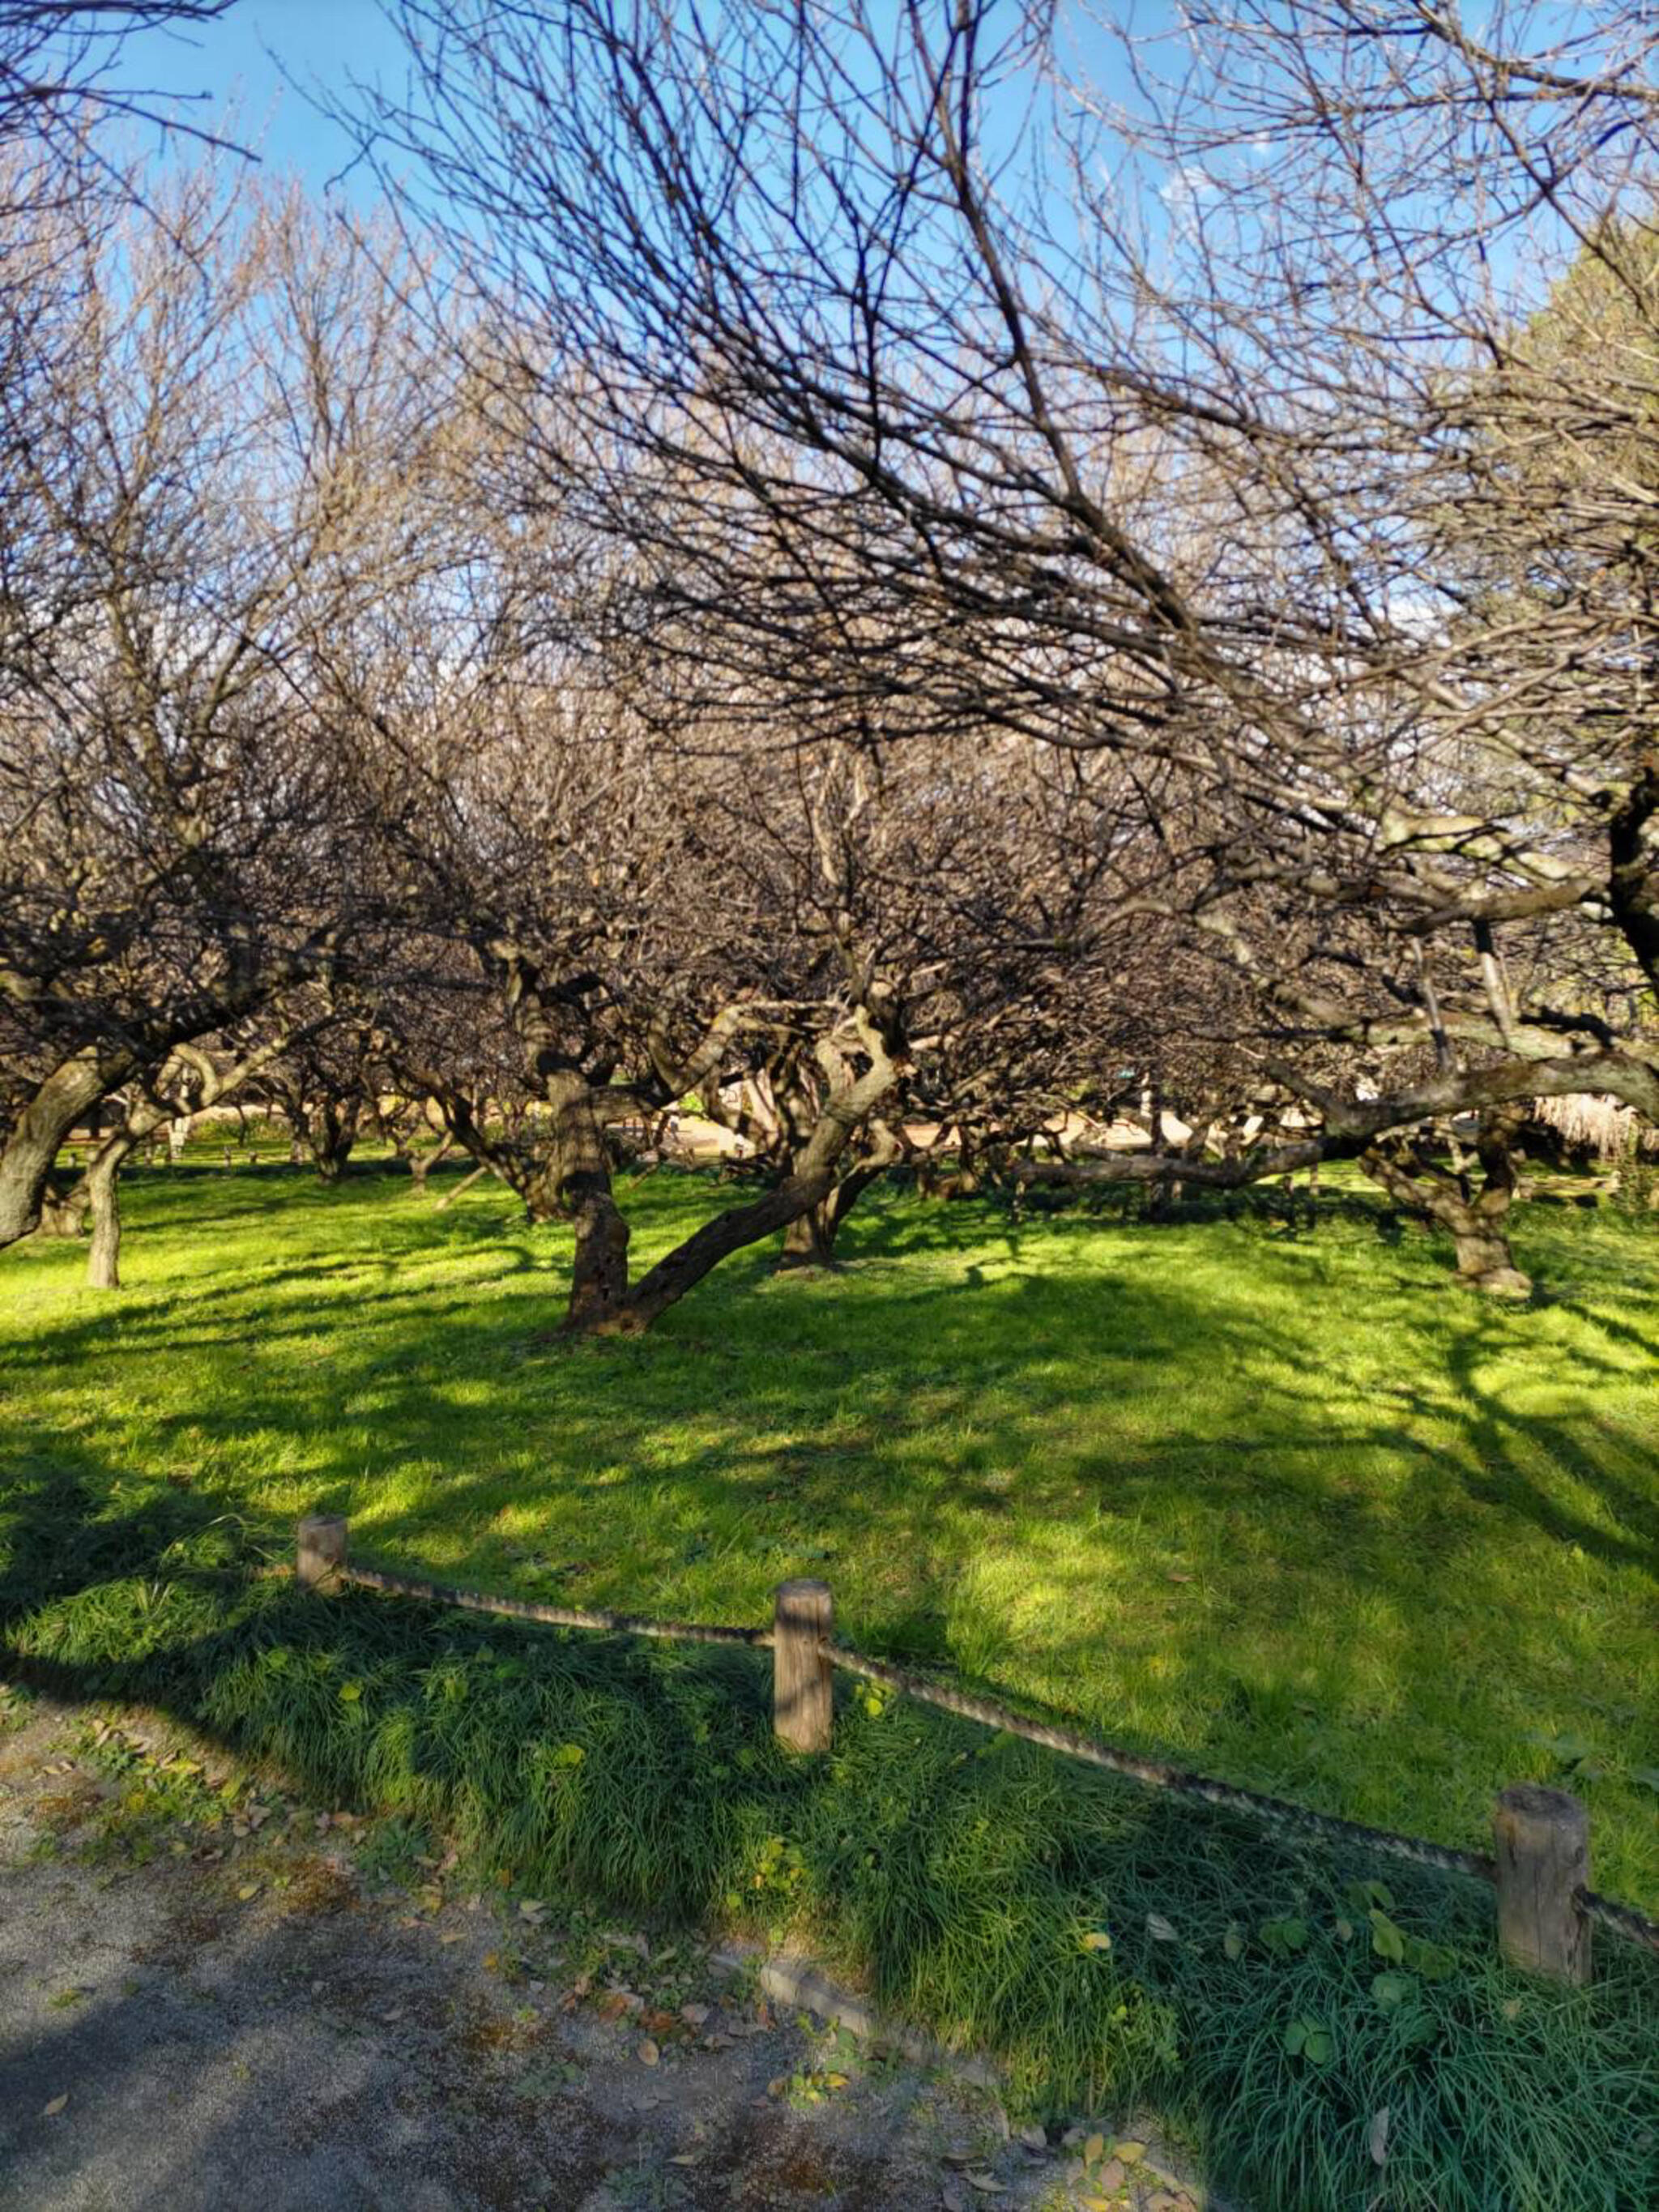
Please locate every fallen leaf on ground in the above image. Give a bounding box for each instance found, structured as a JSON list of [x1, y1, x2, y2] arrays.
[[41, 2095, 68, 2117], [637, 2038, 659, 2066]]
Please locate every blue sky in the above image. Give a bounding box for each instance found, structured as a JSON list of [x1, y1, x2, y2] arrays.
[[120, 0, 408, 194]]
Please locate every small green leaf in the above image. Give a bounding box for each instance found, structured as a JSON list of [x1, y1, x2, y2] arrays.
[[1284, 2013, 1333, 2064], [1222, 1923, 1244, 1962], [1346, 1879, 1394, 1916], [1631, 1768, 1659, 1795], [1369, 1908, 1405, 1963], [338, 1681, 362, 1703], [1371, 1972, 1414, 2011], [1259, 1915, 1308, 1958], [1403, 1935, 1456, 1983]]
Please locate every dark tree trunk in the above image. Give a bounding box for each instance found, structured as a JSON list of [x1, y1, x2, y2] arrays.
[[776, 1153, 890, 1269], [779, 1198, 839, 1268], [0, 1049, 130, 1249], [1362, 1104, 1532, 1296], [305, 1097, 360, 1182], [591, 1164, 839, 1333], [536, 1070, 633, 1330], [587, 1074, 900, 1334]]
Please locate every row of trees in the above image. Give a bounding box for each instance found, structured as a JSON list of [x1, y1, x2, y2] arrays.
[[3, 2, 1656, 1326]]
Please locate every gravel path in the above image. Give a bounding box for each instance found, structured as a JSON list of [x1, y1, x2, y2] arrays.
[[0, 1685, 1213, 2212]]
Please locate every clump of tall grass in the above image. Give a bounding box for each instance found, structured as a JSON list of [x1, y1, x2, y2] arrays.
[[3, 1476, 1654, 2212]]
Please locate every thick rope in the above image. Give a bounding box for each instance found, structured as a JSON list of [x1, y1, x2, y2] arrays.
[[1578, 1888, 1659, 1955], [339, 1564, 774, 1648], [825, 1644, 1499, 1881], [322, 1560, 1659, 1954], [825, 1649, 1659, 1952]]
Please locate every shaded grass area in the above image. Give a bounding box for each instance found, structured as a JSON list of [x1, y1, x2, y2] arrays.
[[2, 1473, 1654, 2212], [3, 1153, 1656, 1902]]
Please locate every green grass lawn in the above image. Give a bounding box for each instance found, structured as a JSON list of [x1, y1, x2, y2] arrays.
[[3, 1148, 1655, 1907], [4, 1149, 1657, 2210]]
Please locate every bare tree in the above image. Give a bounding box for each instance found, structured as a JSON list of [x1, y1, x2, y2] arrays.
[[348, 0, 1659, 1292], [0, 170, 437, 1251], [1, 3, 239, 223]]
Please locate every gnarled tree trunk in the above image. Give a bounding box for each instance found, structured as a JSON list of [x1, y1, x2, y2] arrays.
[[1361, 1104, 1532, 1296], [779, 1198, 840, 1268], [305, 1095, 361, 1182], [409, 1132, 456, 1194], [36, 1179, 90, 1236], [0, 1048, 130, 1249], [776, 1126, 900, 1269], [539, 1069, 633, 1330]]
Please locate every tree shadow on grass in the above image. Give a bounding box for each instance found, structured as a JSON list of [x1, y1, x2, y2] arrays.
[[3, 1173, 1657, 1908], [2, 1462, 1654, 2212]]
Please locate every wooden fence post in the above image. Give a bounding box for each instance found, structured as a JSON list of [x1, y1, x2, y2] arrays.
[[296, 1514, 348, 1591], [773, 1579, 834, 1753], [1494, 1783, 1591, 1984]]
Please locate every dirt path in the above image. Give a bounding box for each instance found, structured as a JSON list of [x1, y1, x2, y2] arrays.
[[0, 1685, 1213, 2212]]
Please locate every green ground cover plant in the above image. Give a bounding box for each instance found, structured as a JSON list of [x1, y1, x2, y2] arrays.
[[2, 1152, 1656, 2206]]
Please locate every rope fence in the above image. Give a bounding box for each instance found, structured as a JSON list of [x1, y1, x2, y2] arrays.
[[340, 1561, 774, 1648], [296, 1514, 1659, 1981], [824, 1644, 1499, 1885]]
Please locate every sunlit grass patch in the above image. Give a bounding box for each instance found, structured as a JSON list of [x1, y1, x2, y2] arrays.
[[2, 1152, 1656, 1907]]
